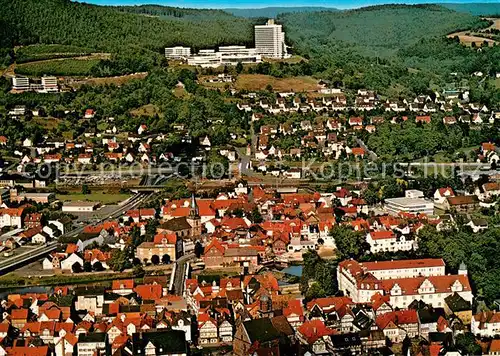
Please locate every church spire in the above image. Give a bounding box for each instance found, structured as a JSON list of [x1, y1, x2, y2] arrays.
[[189, 192, 199, 218]]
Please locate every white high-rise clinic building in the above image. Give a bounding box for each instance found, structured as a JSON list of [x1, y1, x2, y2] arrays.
[[254, 19, 288, 59]]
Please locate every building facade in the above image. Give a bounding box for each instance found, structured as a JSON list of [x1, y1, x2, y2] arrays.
[[254, 19, 288, 59]]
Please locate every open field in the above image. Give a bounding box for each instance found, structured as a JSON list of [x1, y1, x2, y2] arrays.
[[56, 193, 131, 204], [15, 44, 93, 63], [69, 72, 148, 88], [235, 74, 319, 92], [130, 104, 161, 117], [447, 32, 497, 47], [494, 78, 500, 89], [15, 57, 101, 76], [447, 18, 500, 47], [33, 117, 61, 130]]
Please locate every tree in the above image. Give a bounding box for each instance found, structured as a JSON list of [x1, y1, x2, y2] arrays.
[[109, 249, 128, 271], [83, 261, 92, 272], [81, 184, 90, 195], [130, 226, 143, 247], [251, 207, 263, 223], [72, 262, 82, 273], [194, 241, 204, 258], [330, 226, 367, 260], [205, 151, 229, 179], [133, 264, 145, 277], [306, 282, 326, 299], [236, 62, 243, 74], [92, 261, 104, 271], [455, 333, 482, 356], [151, 255, 160, 265], [162, 254, 171, 264]]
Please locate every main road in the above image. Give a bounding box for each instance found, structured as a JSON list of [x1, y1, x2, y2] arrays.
[[0, 192, 153, 275], [171, 253, 195, 296]]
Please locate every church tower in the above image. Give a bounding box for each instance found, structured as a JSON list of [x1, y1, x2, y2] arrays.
[[458, 262, 468, 276], [187, 193, 202, 236]]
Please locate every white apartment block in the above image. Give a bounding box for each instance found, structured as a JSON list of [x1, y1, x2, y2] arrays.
[[366, 230, 416, 253], [0, 209, 23, 229], [12, 77, 30, 91], [255, 19, 288, 59], [360, 259, 446, 280], [337, 258, 472, 308], [41, 76, 58, 92], [165, 46, 192, 59], [187, 46, 261, 68]]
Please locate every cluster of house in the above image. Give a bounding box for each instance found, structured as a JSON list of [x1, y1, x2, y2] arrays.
[[253, 116, 500, 169], [236, 87, 494, 117], [2, 256, 500, 355], [153, 180, 500, 265], [0, 281, 191, 356], [0, 202, 72, 255], [0, 178, 498, 353], [3, 113, 195, 169]]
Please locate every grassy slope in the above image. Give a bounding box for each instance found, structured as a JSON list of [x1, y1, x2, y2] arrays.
[[15, 58, 101, 76], [280, 4, 484, 57]]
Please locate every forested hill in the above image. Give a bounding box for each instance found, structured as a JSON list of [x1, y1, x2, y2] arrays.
[[110, 4, 238, 20], [279, 4, 486, 58], [224, 7, 337, 18], [440, 3, 500, 16], [0, 0, 254, 53]]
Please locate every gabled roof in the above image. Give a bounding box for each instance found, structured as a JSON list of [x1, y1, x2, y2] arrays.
[[297, 319, 335, 344], [376, 310, 418, 329], [134, 284, 162, 301]]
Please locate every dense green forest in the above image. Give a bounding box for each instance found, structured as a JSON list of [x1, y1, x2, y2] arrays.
[[0, 1, 498, 100], [112, 4, 242, 20], [0, 0, 253, 55], [224, 6, 336, 18], [279, 5, 486, 57]]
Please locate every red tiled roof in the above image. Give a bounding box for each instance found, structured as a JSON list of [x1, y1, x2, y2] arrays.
[[361, 258, 445, 271], [297, 319, 335, 344], [112, 279, 134, 290], [283, 299, 304, 318], [370, 293, 390, 311], [153, 233, 177, 245], [380, 275, 471, 296], [0, 208, 24, 217], [135, 284, 163, 300], [6, 345, 49, 356], [306, 297, 352, 313], [351, 147, 365, 156], [204, 238, 225, 254], [482, 142, 496, 151], [11, 308, 28, 320], [416, 115, 431, 123], [65, 244, 78, 254], [368, 230, 395, 240], [376, 310, 418, 329], [437, 187, 455, 196]]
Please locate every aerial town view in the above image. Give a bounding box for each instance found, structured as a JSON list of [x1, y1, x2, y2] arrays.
[[0, 0, 499, 354]]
